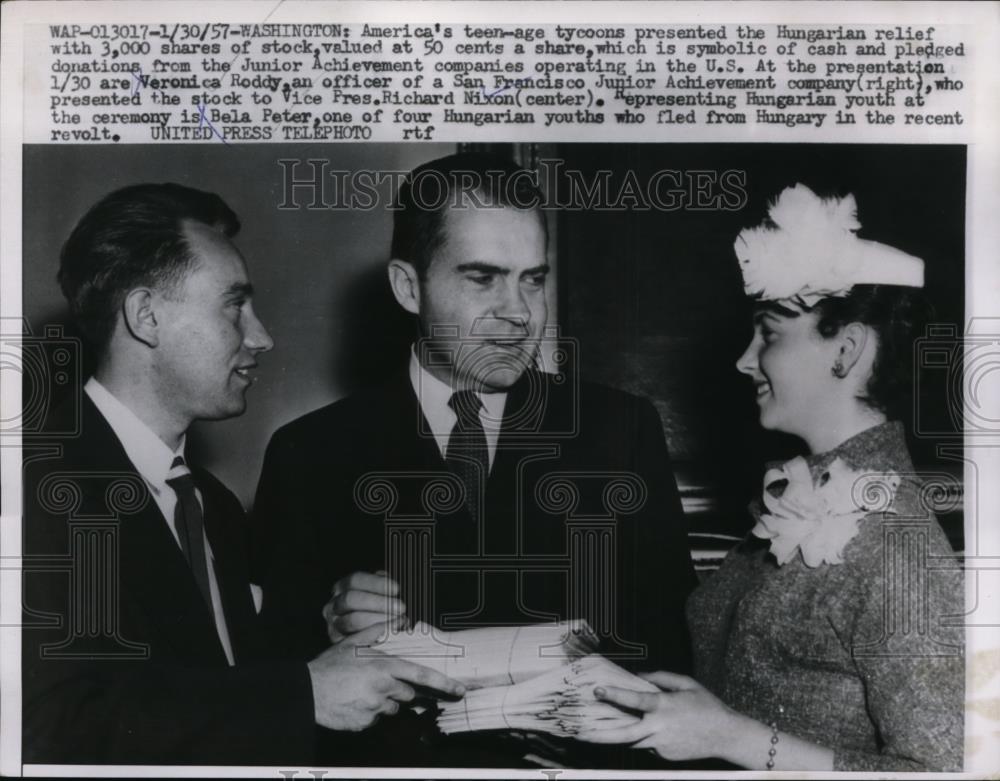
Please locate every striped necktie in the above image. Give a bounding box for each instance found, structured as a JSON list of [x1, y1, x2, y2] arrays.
[[445, 390, 489, 522], [165, 456, 212, 610]]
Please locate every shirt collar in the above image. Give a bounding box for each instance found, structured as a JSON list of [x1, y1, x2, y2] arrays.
[[84, 377, 186, 493], [407, 347, 507, 436]]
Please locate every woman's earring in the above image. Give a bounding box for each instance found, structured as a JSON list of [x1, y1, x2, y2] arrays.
[[832, 359, 847, 378]]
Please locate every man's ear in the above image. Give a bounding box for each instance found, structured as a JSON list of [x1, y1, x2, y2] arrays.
[[121, 288, 159, 348], [388, 259, 421, 316], [836, 322, 871, 377]]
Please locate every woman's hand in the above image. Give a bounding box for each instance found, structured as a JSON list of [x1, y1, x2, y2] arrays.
[[579, 671, 741, 762]]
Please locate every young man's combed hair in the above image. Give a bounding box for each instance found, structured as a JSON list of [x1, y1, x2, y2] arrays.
[[58, 183, 239, 356]]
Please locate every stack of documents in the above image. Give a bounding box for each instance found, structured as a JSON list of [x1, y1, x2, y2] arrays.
[[436, 654, 658, 737], [373, 620, 656, 738], [374, 619, 598, 689]]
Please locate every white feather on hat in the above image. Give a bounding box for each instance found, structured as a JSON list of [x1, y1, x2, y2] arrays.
[[734, 184, 924, 306]]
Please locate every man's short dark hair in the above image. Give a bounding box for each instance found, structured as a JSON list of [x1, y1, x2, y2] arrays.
[[58, 183, 240, 357], [390, 152, 545, 277]]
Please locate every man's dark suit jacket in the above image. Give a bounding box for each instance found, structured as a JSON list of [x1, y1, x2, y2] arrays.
[[22, 395, 315, 765], [252, 368, 697, 766]]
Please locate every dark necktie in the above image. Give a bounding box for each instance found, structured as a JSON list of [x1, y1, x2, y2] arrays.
[[165, 456, 212, 610], [445, 390, 490, 523]]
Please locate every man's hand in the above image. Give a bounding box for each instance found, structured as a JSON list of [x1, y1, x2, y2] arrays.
[[323, 570, 406, 643], [307, 621, 465, 732]]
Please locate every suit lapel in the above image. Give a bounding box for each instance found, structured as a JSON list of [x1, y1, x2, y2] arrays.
[[77, 397, 229, 666], [490, 370, 556, 482], [385, 369, 450, 470], [381, 371, 485, 555], [488, 372, 565, 557], [199, 482, 257, 664]]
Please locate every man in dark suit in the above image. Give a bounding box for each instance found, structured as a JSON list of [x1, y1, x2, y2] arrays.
[[21, 183, 464, 766], [252, 154, 697, 766]]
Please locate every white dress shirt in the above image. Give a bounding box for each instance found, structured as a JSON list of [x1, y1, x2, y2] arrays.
[[408, 348, 507, 469], [84, 378, 236, 665]]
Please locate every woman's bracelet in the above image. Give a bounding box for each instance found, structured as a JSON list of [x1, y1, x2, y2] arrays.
[[766, 722, 780, 770]]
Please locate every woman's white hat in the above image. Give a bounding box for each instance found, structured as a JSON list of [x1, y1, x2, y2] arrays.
[[734, 183, 924, 306]]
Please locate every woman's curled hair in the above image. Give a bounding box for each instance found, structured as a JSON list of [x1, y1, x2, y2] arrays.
[[812, 284, 934, 420]]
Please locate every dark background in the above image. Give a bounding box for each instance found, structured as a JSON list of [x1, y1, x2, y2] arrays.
[[22, 143, 966, 549]]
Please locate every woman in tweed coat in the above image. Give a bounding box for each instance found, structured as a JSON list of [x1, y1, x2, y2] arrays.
[[579, 185, 964, 771]]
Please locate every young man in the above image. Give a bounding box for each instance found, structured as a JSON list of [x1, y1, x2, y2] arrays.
[[253, 154, 697, 767], [22, 183, 463, 766]]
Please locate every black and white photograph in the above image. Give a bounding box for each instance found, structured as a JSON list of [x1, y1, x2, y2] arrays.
[[1, 2, 997, 778], [14, 140, 968, 772]]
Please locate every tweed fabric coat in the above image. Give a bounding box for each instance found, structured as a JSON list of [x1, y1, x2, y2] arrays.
[[687, 422, 963, 771]]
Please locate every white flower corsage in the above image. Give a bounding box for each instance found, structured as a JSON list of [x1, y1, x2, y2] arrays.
[[751, 456, 901, 567]]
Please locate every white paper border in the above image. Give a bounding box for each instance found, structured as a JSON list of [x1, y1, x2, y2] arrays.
[[3, 1, 998, 778]]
